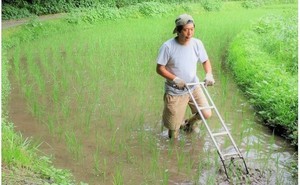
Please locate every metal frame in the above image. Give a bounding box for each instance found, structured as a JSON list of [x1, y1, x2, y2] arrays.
[[186, 82, 249, 179]]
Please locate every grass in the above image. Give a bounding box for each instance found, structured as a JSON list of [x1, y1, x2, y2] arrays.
[[2, 121, 76, 184], [2, 1, 298, 184], [227, 12, 298, 145]]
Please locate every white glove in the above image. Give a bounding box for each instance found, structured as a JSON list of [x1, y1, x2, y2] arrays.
[[204, 73, 215, 86], [173, 77, 186, 89]]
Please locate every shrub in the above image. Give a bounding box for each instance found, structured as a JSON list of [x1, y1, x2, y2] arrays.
[[138, 2, 172, 16], [201, 0, 222, 11], [2, 4, 33, 20], [241, 0, 269, 8], [66, 5, 121, 24]]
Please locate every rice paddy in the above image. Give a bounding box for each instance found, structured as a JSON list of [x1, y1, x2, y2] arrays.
[[6, 2, 298, 184]]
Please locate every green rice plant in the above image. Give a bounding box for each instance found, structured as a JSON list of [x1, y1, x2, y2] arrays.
[[108, 114, 116, 131], [184, 155, 195, 176], [123, 144, 135, 164], [23, 84, 33, 101], [12, 46, 21, 81], [103, 158, 108, 182], [51, 76, 60, 104], [64, 131, 82, 160], [161, 169, 169, 185], [93, 145, 101, 175], [175, 149, 186, 172], [110, 128, 120, 153], [46, 114, 55, 135], [112, 166, 124, 185]]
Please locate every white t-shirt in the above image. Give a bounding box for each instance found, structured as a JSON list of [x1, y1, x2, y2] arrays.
[[157, 37, 208, 95]]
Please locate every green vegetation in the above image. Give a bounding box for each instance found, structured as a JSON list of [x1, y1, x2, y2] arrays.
[[3, 0, 296, 20], [2, 121, 77, 184], [241, 0, 297, 8], [227, 12, 298, 145], [2, 0, 202, 20], [2, 1, 298, 184]]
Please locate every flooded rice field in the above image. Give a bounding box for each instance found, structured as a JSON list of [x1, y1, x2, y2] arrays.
[[9, 73, 297, 184], [6, 10, 298, 184]]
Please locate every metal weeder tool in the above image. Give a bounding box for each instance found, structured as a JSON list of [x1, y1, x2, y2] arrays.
[[185, 82, 249, 179]]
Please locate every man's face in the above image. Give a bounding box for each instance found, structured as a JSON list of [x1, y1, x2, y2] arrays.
[[178, 23, 194, 42]]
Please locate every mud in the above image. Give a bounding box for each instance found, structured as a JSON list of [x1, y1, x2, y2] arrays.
[[2, 13, 66, 29]]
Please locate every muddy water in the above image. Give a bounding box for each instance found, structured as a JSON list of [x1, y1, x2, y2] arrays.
[[8, 68, 297, 185]]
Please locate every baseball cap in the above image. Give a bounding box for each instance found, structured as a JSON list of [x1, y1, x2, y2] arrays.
[[173, 14, 194, 34]]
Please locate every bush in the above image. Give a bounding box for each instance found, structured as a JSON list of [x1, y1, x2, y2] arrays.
[[2, 4, 33, 20], [65, 2, 176, 24], [201, 0, 222, 11], [241, 0, 266, 8], [138, 2, 172, 16]]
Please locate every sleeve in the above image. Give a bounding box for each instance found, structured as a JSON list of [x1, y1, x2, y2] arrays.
[[156, 44, 169, 66], [197, 40, 209, 63]]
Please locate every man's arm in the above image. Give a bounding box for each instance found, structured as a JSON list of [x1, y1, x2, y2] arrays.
[[156, 64, 176, 81], [202, 60, 215, 86], [202, 59, 212, 74], [156, 64, 186, 89]]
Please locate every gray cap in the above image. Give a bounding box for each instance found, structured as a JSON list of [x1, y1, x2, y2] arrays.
[[173, 14, 194, 34]]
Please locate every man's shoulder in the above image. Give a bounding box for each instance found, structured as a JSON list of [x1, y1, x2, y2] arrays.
[[163, 38, 176, 45], [191, 37, 203, 44]]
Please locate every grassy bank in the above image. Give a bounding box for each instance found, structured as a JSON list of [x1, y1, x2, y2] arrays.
[[2, 1, 298, 184], [227, 11, 298, 146]]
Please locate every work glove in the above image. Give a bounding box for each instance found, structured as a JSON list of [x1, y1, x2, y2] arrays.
[[204, 73, 215, 87], [173, 77, 186, 89]]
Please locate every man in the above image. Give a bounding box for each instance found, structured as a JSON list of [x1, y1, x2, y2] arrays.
[[156, 14, 215, 139]]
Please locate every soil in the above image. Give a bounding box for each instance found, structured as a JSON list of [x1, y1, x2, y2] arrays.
[[2, 163, 54, 185], [216, 162, 275, 185], [2, 13, 66, 30]]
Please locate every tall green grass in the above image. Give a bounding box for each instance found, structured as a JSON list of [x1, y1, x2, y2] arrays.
[[2, 121, 76, 184], [3, 2, 298, 184], [227, 12, 298, 145]]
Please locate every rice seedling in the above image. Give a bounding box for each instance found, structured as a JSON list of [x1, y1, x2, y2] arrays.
[[112, 166, 124, 185], [176, 149, 186, 172], [46, 114, 55, 135], [93, 145, 101, 175], [110, 128, 119, 153], [161, 169, 169, 185], [123, 144, 135, 164], [64, 131, 82, 160], [102, 158, 108, 181]]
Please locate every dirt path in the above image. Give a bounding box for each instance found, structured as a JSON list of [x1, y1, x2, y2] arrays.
[[2, 13, 66, 29]]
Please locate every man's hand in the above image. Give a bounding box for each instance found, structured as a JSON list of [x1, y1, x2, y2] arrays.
[[173, 77, 186, 89], [204, 73, 215, 86]]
